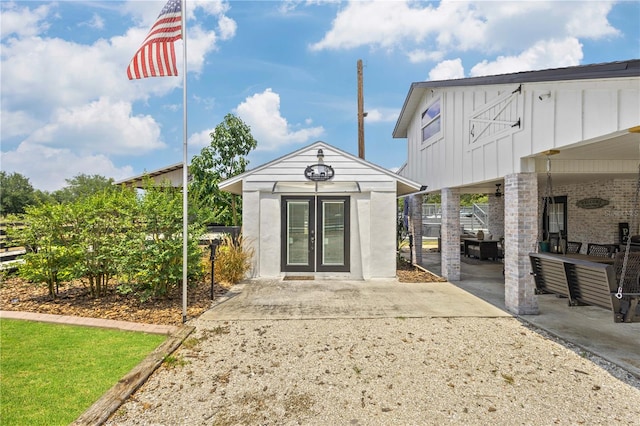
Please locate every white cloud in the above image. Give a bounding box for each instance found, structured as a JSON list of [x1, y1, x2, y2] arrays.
[[470, 38, 584, 77], [80, 13, 105, 30], [364, 108, 399, 123], [407, 49, 444, 64], [23, 97, 165, 156], [310, 1, 618, 65], [235, 89, 324, 151], [183, 24, 220, 75], [191, 0, 230, 18], [279, 0, 342, 14], [189, 128, 214, 149], [217, 15, 237, 40], [428, 58, 465, 81], [1, 143, 133, 192], [0, 110, 42, 140], [0, 2, 51, 39], [310, 1, 437, 51], [565, 2, 619, 39]]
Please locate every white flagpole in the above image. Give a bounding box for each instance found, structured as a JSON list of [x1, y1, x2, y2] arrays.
[[181, 0, 188, 323]]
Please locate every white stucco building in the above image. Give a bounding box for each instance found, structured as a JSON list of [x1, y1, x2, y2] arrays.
[[393, 59, 640, 315], [219, 141, 421, 280]]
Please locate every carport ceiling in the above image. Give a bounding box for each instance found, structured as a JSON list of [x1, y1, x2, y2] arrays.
[[548, 132, 638, 161], [460, 132, 639, 194]]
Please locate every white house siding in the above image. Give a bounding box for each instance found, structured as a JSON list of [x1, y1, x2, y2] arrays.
[[368, 191, 397, 278], [402, 78, 639, 192], [241, 190, 261, 276]]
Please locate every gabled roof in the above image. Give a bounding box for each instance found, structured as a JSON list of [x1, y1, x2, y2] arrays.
[[393, 59, 640, 138], [219, 141, 422, 196], [114, 162, 184, 188]]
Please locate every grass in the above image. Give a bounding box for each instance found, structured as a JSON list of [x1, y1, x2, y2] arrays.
[[0, 319, 166, 425]]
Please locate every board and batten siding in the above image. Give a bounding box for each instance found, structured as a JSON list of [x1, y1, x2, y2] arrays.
[[402, 78, 639, 192]]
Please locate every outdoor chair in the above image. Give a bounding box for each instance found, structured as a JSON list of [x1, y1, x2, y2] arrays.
[[587, 243, 615, 258], [566, 241, 582, 254]]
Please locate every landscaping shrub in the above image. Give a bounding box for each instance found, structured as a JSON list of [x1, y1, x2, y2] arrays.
[[117, 180, 204, 300], [211, 234, 253, 287]]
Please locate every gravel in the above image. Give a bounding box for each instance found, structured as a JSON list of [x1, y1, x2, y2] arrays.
[[106, 316, 640, 425]]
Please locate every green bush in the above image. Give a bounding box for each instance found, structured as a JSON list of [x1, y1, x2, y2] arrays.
[[11, 179, 205, 300], [117, 179, 204, 300]]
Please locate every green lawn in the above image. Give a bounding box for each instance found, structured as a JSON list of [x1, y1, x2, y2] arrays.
[[0, 319, 166, 425]]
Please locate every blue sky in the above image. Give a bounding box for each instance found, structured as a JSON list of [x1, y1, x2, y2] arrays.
[[2, 0, 639, 191]]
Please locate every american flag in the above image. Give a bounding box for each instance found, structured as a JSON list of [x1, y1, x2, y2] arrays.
[[127, 0, 182, 80]]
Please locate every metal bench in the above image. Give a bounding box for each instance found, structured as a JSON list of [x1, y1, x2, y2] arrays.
[[529, 252, 571, 299], [529, 252, 639, 323]]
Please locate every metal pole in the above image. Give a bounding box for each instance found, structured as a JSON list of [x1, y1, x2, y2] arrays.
[[210, 241, 216, 301], [181, 0, 188, 324], [357, 59, 365, 159]]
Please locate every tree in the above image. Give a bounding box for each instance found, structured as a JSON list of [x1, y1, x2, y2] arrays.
[[189, 114, 258, 226], [0, 172, 37, 216], [52, 174, 115, 203]]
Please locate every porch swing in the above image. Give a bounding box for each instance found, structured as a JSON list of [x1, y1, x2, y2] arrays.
[[539, 151, 565, 253], [530, 146, 640, 322], [612, 160, 640, 322]]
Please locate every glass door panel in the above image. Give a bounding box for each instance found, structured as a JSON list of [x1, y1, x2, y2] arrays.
[[287, 201, 310, 265], [281, 197, 314, 272], [321, 201, 345, 265], [317, 197, 349, 272]]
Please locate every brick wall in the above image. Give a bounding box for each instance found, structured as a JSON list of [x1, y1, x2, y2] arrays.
[[540, 178, 638, 252], [487, 194, 505, 239]]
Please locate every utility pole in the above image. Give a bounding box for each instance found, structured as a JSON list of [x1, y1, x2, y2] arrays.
[[357, 59, 365, 159]]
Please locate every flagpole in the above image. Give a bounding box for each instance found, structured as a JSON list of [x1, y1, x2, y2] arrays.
[[181, 0, 188, 324]]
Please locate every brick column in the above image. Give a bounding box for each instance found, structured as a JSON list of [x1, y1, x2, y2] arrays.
[[409, 194, 424, 265], [487, 193, 505, 240], [504, 172, 539, 315], [441, 188, 460, 281]]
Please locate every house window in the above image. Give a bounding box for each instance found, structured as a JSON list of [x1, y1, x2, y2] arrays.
[[421, 98, 441, 142]]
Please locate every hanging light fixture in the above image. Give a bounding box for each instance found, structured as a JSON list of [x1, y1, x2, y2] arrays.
[[495, 183, 502, 197]]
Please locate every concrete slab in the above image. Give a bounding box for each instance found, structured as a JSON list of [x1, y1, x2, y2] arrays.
[[199, 278, 510, 321], [420, 252, 640, 379]]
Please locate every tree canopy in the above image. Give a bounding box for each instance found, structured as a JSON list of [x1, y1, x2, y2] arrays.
[[189, 113, 258, 226], [0, 171, 38, 216], [52, 174, 115, 203]]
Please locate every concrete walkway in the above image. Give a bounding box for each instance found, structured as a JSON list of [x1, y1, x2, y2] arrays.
[[420, 252, 640, 379], [0, 310, 179, 335], [199, 278, 510, 321]]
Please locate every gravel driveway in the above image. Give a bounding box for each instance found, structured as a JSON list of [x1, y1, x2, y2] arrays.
[[106, 280, 640, 425]]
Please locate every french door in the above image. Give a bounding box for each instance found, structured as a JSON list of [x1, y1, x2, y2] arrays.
[[281, 196, 350, 272]]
